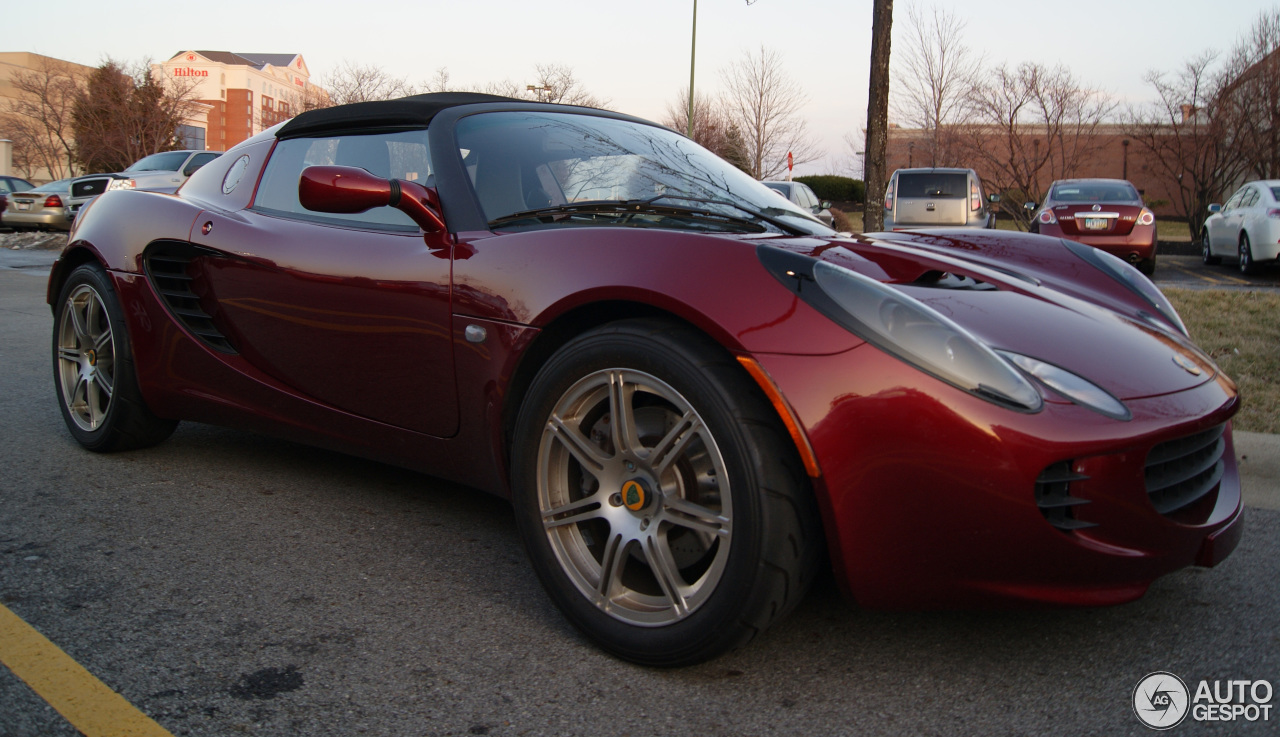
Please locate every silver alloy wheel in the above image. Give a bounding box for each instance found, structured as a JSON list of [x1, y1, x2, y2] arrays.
[[537, 368, 732, 627], [1240, 233, 1253, 273], [56, 284, 116, 431]]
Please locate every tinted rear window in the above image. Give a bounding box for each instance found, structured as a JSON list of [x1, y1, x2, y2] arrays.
[[896, 172, 967, 198], [1051, 182, 1139, 202], [1271, 186, 1280, 201]]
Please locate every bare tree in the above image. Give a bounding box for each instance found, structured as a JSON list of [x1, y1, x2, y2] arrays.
[[1219, 9, 1280, 180], [1124, 52, 1246, 237], [890, 1, 981, 167], [863, 0, 894, 230], [0, 56, 83, 180], [72, 59, 202, 173], [721, 46, 822, 180], [662, 87, 749, 172], [957, 62, 1115, 230], [424, 67, 453, 94], [322, 60, 418, 105]]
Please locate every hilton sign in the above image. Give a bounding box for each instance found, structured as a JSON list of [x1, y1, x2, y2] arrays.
[[172, 67, 209, 77]]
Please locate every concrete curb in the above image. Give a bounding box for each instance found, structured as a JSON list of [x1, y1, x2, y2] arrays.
[[1236, 430, 1280, 510]]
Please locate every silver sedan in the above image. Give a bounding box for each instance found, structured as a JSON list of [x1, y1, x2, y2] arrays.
[[4, 179, 73, 231]]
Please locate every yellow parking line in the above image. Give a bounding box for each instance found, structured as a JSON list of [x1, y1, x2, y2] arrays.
[[0, 604, 173, 737]]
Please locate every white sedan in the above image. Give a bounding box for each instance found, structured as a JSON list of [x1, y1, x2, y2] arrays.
[[1202, 179, 1280, 274]]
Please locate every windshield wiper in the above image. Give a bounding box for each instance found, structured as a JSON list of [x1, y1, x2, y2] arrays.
[[488, 194, 806, 235]]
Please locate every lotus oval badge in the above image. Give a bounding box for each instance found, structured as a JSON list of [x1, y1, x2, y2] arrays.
[[621, 480, 646, 511], [222, 155, 251, 195], [1172, 354, 1202, 376]]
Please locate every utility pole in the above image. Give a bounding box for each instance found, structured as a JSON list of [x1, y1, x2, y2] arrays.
[[688, 0, 698, 137], [863, 0, 894, 232]]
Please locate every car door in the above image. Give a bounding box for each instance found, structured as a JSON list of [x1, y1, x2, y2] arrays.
[[1209, 188, 1246, 254], [1237, 186, 1262, 246], [187, 130, 458, 437]]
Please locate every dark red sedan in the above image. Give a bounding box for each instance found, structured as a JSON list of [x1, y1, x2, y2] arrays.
[[49, 94, 1241, 666], [1027, 178, 1158, 275]]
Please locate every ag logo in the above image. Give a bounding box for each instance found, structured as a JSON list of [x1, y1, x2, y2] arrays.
[[1134, 672, 1190, 730]]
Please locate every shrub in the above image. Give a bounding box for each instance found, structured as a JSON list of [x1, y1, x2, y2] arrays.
[[795, 175, 864, 204]]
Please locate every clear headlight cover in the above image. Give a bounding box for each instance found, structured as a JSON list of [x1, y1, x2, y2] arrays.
[[809, 259, 1043, 412], [998, 351, 1131, 421]]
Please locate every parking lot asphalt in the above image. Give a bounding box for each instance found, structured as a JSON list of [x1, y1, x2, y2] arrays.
[[3, 250, 1278, 737]]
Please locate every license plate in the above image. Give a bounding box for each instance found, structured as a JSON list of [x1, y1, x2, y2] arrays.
[[1084, 217, 1107, 230], [16, 203, 30, 211]]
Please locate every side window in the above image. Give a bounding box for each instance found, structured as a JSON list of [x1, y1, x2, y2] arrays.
[[1225, 189, 1246, 211], [186, 152, 221, 174], [253, 130, 432, 231], [1243, 188, 1260, 208], [798, 184, 818, 209]]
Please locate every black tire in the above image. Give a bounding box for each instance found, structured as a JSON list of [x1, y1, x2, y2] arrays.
[[1137, 256, 1156, 277], [1239, 232, 1258, 275], [511, 319, 822, 666], [52, 263, 177, 452], [1202, 230, 1221, 265]]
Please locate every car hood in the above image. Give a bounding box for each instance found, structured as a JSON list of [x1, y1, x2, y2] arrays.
[[758, 231, 1219, 401]]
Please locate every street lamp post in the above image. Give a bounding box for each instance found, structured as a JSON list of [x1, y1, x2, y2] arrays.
[[687, 0, 698, 137], [526, 84, 551, 103]]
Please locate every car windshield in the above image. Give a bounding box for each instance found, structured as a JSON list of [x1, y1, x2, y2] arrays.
[[896, 172, 966, 198], [125, 151, 191, 173], [1051, 182, 1139, 202], [454, 111, 832, 235], [23, 180, 71, 194]]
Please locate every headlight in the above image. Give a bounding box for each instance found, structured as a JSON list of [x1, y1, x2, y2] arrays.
[[757, 244, 1043, 413], [1062, 239, 1187, 335], [997, 351, 1131, 421]]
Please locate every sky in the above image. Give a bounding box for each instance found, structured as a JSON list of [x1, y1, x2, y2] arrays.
[[24, 0, 1280, 176]]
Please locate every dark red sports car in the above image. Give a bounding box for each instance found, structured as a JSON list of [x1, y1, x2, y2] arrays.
[[1026, 178, 1159, 275], [49, 94, 1241, 666]]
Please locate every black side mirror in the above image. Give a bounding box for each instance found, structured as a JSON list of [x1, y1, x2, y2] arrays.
[[1023, 201, 1037, 211]]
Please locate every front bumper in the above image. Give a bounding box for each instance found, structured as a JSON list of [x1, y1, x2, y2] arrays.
[[758, 343, 1241, 609]]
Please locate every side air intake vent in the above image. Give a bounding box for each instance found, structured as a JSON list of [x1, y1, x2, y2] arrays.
[[1034, 461, 1095, 531], [144, 243, 236, 354], [1145, 424, 1225, 517]]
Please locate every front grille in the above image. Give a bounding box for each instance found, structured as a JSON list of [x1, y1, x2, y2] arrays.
[[71, 177, 110, 198], [1145, 425, 1225, 516], [1034, 461, 1095, 531], [144, 243, 236, 354]]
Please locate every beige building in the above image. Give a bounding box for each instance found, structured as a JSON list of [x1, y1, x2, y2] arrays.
[[155, 51, 327, 151], [0, 52, 97, 182]]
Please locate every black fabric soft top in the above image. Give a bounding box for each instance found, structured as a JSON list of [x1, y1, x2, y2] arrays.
[[276, 92, 523, 139]]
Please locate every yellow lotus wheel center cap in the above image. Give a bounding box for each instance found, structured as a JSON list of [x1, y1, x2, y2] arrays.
[[86, 349, 97, 366], [621, 480, 647, 511]]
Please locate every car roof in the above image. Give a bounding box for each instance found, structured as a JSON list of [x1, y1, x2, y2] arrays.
[[893, 167, 974, 174], [278, 92, 527, 139], [1050, 178, 1134, 186]]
